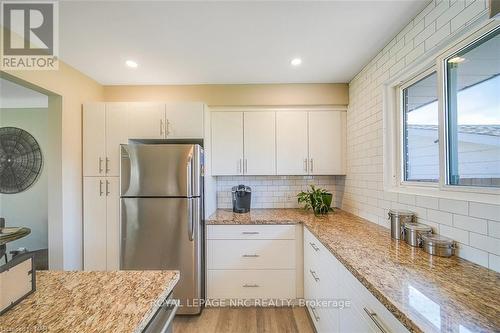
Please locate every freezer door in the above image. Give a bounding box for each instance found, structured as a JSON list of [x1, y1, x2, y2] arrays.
[[120, 144, 202, 197], [120, 197, 203, 315]]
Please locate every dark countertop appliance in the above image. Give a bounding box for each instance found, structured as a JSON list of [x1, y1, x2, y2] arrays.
[[232, 185, 251, 213]]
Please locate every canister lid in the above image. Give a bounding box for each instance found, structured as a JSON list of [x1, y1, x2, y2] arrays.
[[388, 209, 415, 217], [403, 222, 432, 232], [421, 234, 455, 248]]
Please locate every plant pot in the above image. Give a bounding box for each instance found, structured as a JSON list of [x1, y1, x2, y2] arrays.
[[322, 193, 333, 209]]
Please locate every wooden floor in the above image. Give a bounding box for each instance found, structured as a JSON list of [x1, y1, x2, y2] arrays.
[[174, 307, 315, 333]]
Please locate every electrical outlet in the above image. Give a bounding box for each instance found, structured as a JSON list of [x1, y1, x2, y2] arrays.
[[285, 193, 294, 202]]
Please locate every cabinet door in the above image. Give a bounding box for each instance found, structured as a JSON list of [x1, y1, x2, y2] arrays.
[[165, 102, 204, 138], [106, 103, 128, 176], [127, 103, 165, 139], [243, 112, 275, 175], [211, 112, 244, 175], [83, 103, 106, 176], [83, 177, 107, 271], [308, 111, 346, 175], [276, 111, 308, 175], [106, 177, 120, 271]]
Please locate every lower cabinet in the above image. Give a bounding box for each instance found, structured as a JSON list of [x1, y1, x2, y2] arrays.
[[206, 225, 298, 301], [83, 177, 120, 271], [304, 228, 409, 333]]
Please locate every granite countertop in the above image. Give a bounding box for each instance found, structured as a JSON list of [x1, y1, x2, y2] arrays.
[[208, 209, 500, 333], [0, 270, 179, 333]]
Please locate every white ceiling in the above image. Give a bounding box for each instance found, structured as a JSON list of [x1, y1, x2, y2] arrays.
[[59, 1, 430, 85], [0, 79, 49, 109]]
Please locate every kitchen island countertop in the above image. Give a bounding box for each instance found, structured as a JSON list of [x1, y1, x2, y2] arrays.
[[208, 208, 500, 333], [0, 270, 179, 333]]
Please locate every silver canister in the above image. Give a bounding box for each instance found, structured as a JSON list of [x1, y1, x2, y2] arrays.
[[403, 223, 432, 247], [388, 210, 415, 240], [421, 234, 456, 257]]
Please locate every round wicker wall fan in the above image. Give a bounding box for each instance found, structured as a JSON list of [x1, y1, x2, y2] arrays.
[[0, 127, 43, 194]]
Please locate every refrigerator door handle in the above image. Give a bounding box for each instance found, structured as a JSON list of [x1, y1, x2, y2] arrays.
[[188, 199, 195, 241], [186, 153, 193, 198]]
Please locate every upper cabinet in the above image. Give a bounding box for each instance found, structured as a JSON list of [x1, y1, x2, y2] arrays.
[[308, 111, 346, 175], [211, 109, 346, 176], [244, 112, 276, 175], [211, 112, 244, 175], [165, 102, 204, 139], [83, 102, 205, 177], [276, 111, 309, 175]]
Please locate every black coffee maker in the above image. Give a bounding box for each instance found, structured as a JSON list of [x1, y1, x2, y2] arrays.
[[232, 185, 251, 213]]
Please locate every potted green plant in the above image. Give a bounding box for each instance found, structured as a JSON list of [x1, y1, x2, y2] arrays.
[[297, 185, 334, 215]]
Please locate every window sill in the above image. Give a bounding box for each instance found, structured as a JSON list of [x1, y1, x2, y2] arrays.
[[385, 184, 500, 205]]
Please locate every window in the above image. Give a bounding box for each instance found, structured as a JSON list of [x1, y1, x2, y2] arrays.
[[445, 28, 500, 188], [402, 71, 439, 183]]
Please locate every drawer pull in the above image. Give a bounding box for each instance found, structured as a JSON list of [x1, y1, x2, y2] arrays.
[[242, 254, 260, 258], [309, 269, 320, 282], [363, 307, 388, 333], [243, 284, 259, 288], [242, 232, 260, 235], [309, 242, 320, 252], [310, 306, 320, 322]]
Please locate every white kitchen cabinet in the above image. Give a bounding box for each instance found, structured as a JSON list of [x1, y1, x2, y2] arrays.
[[165, 102, 204, 138], [243, 111, 276, 175], [83, 177, 107, 271], [127, 103, 165, 140], [206, 224, 297, 301], [83, 103, 106, 177], [211, 112, 244, 175], [276, 111, 309, 175], [308, 111, 346, 175], [304, 228, 410, 333], [83, 176, 120, 271], [105, 177, 120, 270], [105, 103, 128, 176]]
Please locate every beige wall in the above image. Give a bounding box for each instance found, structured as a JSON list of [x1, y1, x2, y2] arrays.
[[104, 83, 348, 106], [1, 61, 104, 270]]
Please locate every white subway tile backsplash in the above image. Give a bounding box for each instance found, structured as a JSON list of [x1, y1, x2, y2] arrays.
[[453, 214, 487, 234], [440, 225, 469, 245], [488, 221, 500, 239], [439, 198, 469, 215], [428, 209, 453, 225], [416, 195, 439, 209], [469, 202, 500, 221], [455, 243, 489, 267], [469, 233, 500, 256], [488, 254, 500, 273]]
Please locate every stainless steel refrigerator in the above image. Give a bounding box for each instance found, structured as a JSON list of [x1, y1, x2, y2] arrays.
[[120, 143, 204, 315]]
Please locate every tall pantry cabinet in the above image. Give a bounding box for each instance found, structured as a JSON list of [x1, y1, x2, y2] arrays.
[[82, 102, 205, 270]]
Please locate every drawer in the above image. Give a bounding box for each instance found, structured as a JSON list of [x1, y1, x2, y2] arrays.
[[304, 228, 339, 283], [208, 239, 295, 269], [307, 303, 339, 333], [207, 225, 295, 240], [207, 269, 296, 300]]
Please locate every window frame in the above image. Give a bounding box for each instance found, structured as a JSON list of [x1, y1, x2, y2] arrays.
[[398, 67, 440, 187], [384, 20, 500, 202]]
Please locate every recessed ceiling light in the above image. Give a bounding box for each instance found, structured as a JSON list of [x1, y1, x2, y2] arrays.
[[125, 60, 138, 68], [291, 58, 302, 66], [448, 56, 465, 64]]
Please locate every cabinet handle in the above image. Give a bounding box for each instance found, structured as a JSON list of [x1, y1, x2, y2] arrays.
[[242, 284, 259, 288], [310, 158, 314, 173], [98, 157, 103, 174], [238, 159, 242, 174], [242, 232, 259, 235], [363, 307, 388, 333], [309, 269, 320, 282], [166, 119, 171, 136], [244, 159, 248, 174], [106, 180, 110, 196], [242, 254, 259, 258], [160, 119, 164, 136], [304, 158, 308, 172], [105, 157, 110, 173], [99, 180, 104, 196], [309, 242, 320, 252], [310, 306, 320, 322]]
